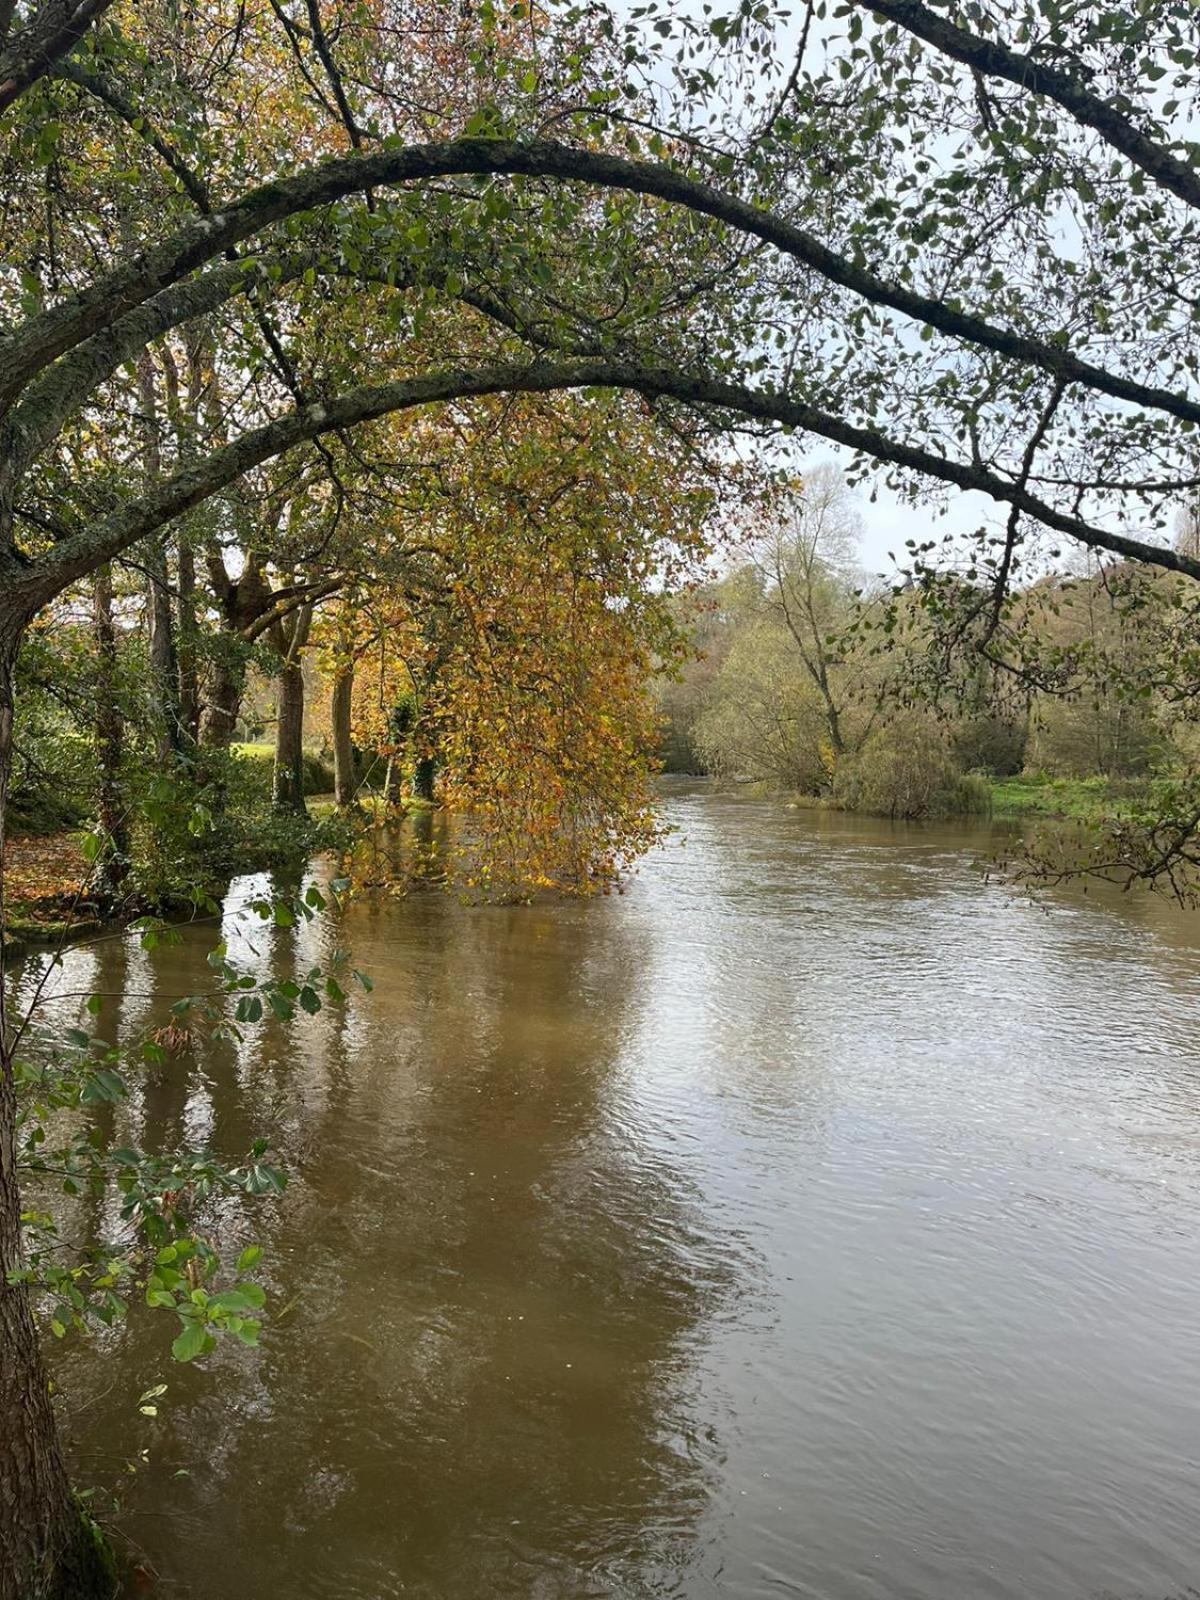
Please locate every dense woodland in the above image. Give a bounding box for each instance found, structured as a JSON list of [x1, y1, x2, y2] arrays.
[[2, 0, 1200, 1593]]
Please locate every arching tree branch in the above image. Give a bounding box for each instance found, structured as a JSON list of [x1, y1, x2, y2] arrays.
[[3, 138, 1197, 435], [12, 357, 1198, 620], [0, 0, 113, 112]]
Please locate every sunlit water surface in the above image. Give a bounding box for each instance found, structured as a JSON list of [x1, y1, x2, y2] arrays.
[[21, 783, 1200, 1599]]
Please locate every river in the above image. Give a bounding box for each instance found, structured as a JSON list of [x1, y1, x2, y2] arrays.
[[18, 782, 1200, 1599]]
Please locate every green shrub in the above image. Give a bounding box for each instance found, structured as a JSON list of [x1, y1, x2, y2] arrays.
[[833, 714, 992, 819], [8, 781, 90, 836], [126, 747, 321, 907], [1026, 693, 1169, 778], [10, 644, 97, 834], [951, 712, 1028, 777]]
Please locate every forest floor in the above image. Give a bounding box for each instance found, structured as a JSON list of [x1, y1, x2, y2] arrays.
[[3, 829, 103, 949]]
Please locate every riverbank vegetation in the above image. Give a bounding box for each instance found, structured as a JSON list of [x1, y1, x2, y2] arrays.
[[657, 468, 1200, 837], [4, 0, 1200, 1593]]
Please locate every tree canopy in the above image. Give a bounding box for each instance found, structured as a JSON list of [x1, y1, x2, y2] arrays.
[[2, 0, 1199, 644]]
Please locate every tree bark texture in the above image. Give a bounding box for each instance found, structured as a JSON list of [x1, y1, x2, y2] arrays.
[[331, 665, 355, 808], [271, 604, 311, 814], [92, 565, 127, 898]]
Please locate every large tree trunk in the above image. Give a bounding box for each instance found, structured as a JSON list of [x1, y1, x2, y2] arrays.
[[272, 605, 311, 815], [145, 536, 181, 762], [330, 666, 355, 808], [273, 661, 307, 813], [200, 646, 245, 750], [383, 753, 404, 806], [136, 352, 181, 763], [92, 565, 128, 902], [200, 555, 271, 751], [0, 621, 112, 1600]]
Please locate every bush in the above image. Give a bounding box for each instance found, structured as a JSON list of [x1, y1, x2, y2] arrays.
[[694, 623, 833, 791], [10, 635, 97, 834], [1026, 691, 1170, 779], [126, 747, 323, 908], [8, 782, 90, 837], [833, 714, 992, 819], [951, 711, 1028, 777]]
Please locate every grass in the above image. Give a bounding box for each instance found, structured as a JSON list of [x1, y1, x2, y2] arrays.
[[987, 772, 1147, 821]]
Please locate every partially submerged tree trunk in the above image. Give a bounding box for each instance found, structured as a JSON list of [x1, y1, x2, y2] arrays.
[[0, 618, 113, 1600], [271, 604, 311, 814], [330, 665, 355, 808]]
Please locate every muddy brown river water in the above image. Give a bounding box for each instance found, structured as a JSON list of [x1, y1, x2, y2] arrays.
[[19, 783, 1200, 1598]]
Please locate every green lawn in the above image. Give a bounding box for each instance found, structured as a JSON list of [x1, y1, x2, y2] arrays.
[[987, 773, 1142, 821]]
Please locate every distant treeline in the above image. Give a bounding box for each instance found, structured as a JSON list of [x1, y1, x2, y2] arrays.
[[656, 467, 1193, 820]]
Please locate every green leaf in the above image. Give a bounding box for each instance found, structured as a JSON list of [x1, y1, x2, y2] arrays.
[[237, 1245, 263, 1272], [171, 1321, 210, 1363], [80, 1069, 127, 1105], [209, 1283, 266, 1315]]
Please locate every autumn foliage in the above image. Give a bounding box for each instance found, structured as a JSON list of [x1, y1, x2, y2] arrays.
[[324, 390, 719, 895]]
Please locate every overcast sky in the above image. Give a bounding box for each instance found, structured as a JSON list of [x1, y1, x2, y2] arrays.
[[758, 443, 1000, 581]]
